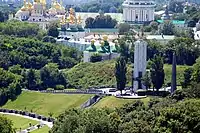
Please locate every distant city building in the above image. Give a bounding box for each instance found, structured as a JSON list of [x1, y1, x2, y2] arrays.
[[83, 36, 120, 62], [14, 0, 66, 29], [122, 0, 155, 24]]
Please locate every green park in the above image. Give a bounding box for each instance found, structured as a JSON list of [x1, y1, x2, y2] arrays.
[[1, 0, 200, 133]]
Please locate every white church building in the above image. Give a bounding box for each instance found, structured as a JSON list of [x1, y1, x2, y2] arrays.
[[122, 0, 156, 24]]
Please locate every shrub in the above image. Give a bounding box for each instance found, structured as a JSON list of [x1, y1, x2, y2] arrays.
[[47, 88, 54, 91], [90, 53, 102, 63], [37, 115, 42, 119], [55, 85, 65, 90]]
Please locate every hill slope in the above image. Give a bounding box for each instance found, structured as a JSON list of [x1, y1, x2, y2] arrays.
[[66, 60, 190, 89], [2, 91, 93, 117], [94, 96, 150, 108]]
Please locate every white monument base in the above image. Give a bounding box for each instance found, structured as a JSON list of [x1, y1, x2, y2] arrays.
[[115, 94, 147, 99]]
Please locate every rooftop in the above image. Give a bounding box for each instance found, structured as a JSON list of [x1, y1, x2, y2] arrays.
[[157, 20, 185, 25]]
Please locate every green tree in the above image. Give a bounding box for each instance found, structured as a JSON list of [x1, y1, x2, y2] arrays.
[[47, 21, 59, 37], [150, 55, 165, 93], [118, 23, 130, 34], [192, 57, 200, 83], [26, 69, 38, 90], [142, 72, 151, 90], [40, 63, 67, 89], [85, 17, 94, 28], [90, 53, 102, 63], [8, 65, 23, 75], [160, 20, 175, 35], [181, 67, 193, 88], [115, 56, 127, 95], [0, 115, 15, 133], [150, 21, 158, 31]]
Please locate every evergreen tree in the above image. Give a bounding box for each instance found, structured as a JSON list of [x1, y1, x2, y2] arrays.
[[47, 22, 59, 38], [26, 69, 37, 90], [150, 55, 165, 93], [181, 67, 193, 88], [115, 56, 127, 95]]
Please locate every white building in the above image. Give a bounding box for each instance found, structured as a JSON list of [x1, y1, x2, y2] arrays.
[[133, 39, 147, 92], [122, 0, 155, 24]]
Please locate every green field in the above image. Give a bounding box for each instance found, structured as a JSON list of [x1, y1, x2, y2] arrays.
[[0, 114, 38, 131], [94, 96, 150, 108], [32, 126, 50, 133], [3, 91, 93, 117]]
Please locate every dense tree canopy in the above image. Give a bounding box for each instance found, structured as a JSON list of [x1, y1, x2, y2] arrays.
[[85, 14, 117, 28], [0, 68, 22, 105], [0, 115, 15, 133], [51, 98, 200, 133], [0, 20, 45, 38], [0, 35, 80, 70]]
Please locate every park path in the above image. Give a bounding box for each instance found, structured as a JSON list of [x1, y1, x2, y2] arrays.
[[16, 123, 45, 133], [0, 112, 53, 128]]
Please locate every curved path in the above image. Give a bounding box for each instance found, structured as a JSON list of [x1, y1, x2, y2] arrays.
[[0, 112, 53, 128]]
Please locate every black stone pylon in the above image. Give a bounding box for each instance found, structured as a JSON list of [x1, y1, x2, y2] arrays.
[[171, 52, 177, 94]]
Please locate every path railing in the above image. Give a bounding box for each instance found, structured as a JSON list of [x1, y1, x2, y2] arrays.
[[40, 89, 104, 95], [0, 108, 55, 123]]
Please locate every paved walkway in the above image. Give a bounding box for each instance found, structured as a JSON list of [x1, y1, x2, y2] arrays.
[[0, 112, 53, 128], [17, 123, 45, 133]]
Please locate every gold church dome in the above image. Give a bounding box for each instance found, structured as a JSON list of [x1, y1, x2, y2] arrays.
[[34, 0, 40, 3], [53, 2, 62, 10], [103, 35, 108, 41], [21, 6, 28, 11], [27, 2, 33, 10]]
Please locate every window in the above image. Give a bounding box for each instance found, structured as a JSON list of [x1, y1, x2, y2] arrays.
[[146, 14, 148, 21], [33, 18, 35, 21], [136, 14, 138, 21], [39, 19, 41, 21]]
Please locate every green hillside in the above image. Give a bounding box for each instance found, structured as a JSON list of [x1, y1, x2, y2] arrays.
[[0, 114, 38, 131], [66, 60, 190, 89], [94, 96, 150, 108], [2, 91, 93, 117]]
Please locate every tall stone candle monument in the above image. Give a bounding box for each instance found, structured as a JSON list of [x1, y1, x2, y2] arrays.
[[133, 39, 147, 93]]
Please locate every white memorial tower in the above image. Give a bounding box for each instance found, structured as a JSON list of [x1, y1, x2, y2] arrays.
[[133, 39, 147, 92], [122, 0, 156, 24]]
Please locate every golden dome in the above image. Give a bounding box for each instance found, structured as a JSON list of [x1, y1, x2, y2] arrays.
[[100, 40, 105, 46], [69, 8, 74, 14], [91, 39, 95, 44], [49, 7, 57, 15], [77, 15, 82, 24], [34, 0, 40, 3], [21, 6, 28, 11], [103, 35, 108, 41], [53, 1, 64, 10], [27, 2, 33, 10]]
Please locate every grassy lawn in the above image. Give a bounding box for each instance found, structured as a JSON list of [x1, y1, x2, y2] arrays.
[[3, 91, 93, 117], [164, 64, 190, 85], [0, 114, 38, 131], [32, 126, 50, 133], [94, 96, 150, 108]]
